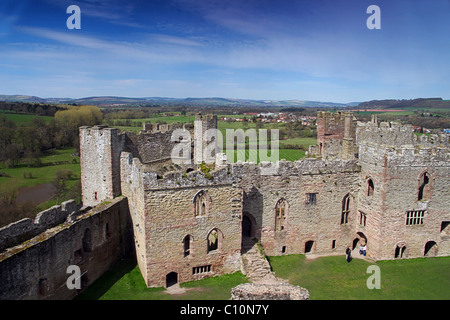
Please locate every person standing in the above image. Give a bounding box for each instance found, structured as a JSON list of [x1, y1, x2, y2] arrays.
[[346, 247, 352, 262]]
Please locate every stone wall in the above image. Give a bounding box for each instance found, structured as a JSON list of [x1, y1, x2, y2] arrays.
[[231, 283, 309, 300], [143, 184, 242, 287], [356, 121, 450, 260], [239, 159, 361, 257], [316, 111, 356, 159], [79, 126, 125, 207], [0, 197, 133, 300], [0, 200, 79, 251]]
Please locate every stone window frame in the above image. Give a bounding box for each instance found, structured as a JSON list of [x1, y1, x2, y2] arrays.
[[406, 210, 425, 225], [275, 198, 288, 231], [340, 193, 352, 224], [394, 242, 407, 259], [206, 228, 223, 254], [305, 193, 317, 206], [193, 190, 212, 217], [417, 171, 432, 201], [183, 234, 193, 257], [367, 178, 374, 197]]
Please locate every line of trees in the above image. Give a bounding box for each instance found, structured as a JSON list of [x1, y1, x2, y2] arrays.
[[0, 101, 63, 116], [0, 105, 102, 168]]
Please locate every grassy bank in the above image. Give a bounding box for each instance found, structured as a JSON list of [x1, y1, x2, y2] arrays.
[[75, 254, 449, 300], [268, 254, 450, 300]]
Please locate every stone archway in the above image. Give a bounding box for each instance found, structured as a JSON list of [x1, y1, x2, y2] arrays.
[[352, 232, 368, 255], [166, 272, 178, 288], [424, 241, 438, 257]]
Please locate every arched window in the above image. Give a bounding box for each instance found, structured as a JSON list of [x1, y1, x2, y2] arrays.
[[275, 199, 288, 231], [183, 235, 192, 257], [367, 179, 374, 196], [207, 228, 222, 253], [194, 190, 210, 217], [395, 243, 407, 258], [341, 194, 351, 224], [418, 172, 431, 201]]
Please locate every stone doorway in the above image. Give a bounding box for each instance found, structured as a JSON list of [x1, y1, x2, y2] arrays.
[[166, 272, 178, 288], [424, 241, 438, 257]]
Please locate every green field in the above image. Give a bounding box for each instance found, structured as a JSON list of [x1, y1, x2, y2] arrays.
[[112, 118, 315, 163], [75, 256, 248, 300], [0, 148, 80, 190], [75, 254, 450, 300], [0, 111, 53, 125], [269, 254, 450, 300]]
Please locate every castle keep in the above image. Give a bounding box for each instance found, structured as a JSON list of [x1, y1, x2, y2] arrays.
[[1, 111, 449, 298]]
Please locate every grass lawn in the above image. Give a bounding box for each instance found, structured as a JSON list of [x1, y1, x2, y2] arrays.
[[75, 254, 449, 300], [268, 254, 450, 300], [75, 256, 248, 300]]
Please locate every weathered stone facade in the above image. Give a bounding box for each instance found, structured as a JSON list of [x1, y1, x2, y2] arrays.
[[75, 112, 450, 289], [77, 112, 449, 288], [0, 197, 133, 300], [2, 111, 448, 299]]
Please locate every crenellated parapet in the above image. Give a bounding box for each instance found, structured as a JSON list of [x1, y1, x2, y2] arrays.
[[359, 143, 449, 167], [120, 151, 361, 192]]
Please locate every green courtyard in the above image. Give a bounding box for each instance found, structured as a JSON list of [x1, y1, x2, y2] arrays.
[[76, 254, 450, 300]]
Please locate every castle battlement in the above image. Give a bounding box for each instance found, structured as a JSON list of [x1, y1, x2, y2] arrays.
[[359, 143, 450, 167], [356, 121, 415, 147], [141, 122, 188, 133], [357, 121, 450, 150], [121, 150, 361, 192], [0, 200, 79, 252]]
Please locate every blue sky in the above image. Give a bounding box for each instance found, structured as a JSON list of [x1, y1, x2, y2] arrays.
[[0, 0, 449, 103]]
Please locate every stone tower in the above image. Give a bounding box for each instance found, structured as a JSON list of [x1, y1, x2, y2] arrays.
[[79, 125, 124, 207], [194, 113, 218, 164]]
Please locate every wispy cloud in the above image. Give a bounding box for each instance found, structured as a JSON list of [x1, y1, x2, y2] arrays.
[[41, 0, 146, 29]]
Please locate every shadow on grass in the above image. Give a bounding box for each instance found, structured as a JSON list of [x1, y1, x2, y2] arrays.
[[74, 254, 138, 300]]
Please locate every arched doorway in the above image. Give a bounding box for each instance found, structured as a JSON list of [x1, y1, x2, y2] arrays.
[[304, 240, 314, 254], [352, 232, 367, 254], [166, 272, 178, 288], [424, 241, 438, 257]]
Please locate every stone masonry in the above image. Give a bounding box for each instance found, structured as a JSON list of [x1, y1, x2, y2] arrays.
[[76, 112, 449, 289], [1, 110, 448, 300]]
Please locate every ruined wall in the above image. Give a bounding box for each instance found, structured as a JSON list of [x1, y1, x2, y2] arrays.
[[238, 160, 361, 257], [125, 122, 193, 164], [79, 126, 124, 207], [0, 200, 79, 251], [141, 164, 241, 287], [231, 283, 310, 300], [194, 113, 218, 164], [316, 111, 357, 159], [120, 152, 151, 282], [0, 197, 133, 300], [357, 121, 450, 260]]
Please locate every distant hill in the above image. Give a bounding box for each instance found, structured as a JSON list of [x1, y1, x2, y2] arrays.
[[358, 98, 450, 109], [0, 94, 354, 108]]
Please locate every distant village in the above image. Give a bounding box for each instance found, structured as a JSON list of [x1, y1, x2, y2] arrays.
[[221, 112, 317, 126]]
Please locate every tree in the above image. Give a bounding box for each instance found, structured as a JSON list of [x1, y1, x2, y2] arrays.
[[52, 170, 71, 205]]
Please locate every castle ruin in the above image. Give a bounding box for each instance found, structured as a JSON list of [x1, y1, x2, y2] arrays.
[[1, 111, 449, 299]]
